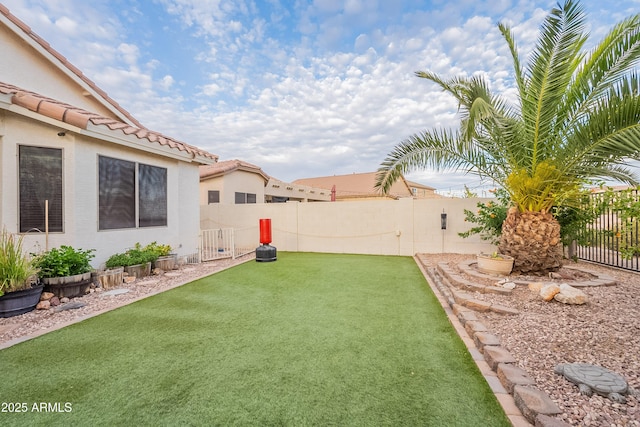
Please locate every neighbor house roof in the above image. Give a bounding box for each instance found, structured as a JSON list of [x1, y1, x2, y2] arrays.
[[293, 172, 413, 200], [0, 4, 142, 127], [200, 159, 269, 182], [405, 180, 436, 191], [0, 82, 218, 164]]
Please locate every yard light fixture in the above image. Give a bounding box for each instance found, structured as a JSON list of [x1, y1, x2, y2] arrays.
[[441, 210, 447, 230]]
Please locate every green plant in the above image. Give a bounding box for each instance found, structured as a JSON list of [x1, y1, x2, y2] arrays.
[[0, 228, 39, 296], [33, 246, 95, 279], [376, 0, 640, 273], [459, 188, 509, 245], [142, 241, 172, 258], [105, 244, 157, 269]]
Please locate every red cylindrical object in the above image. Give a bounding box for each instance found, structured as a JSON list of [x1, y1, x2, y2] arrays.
[[259, 218, 272, 244]]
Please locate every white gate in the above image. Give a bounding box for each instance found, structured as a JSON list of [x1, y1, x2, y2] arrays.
[[200, 228, 235, 261], [199, 227, 258, 261]]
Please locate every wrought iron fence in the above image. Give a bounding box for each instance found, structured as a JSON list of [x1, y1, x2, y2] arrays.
[[576, 188, 640, 271]]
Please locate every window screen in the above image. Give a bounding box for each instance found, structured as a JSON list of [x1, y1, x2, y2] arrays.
[[139, 164, 167, 227], [19, 146, 63, 233], [246, 193, 257, 203], [208, 190, 220, 204], [99, 156, 136, 230], [235, 192, 246, 204]]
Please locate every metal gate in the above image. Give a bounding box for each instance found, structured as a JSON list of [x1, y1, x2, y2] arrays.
[[199, 227, 257, 262], [200, 228, 235, 261]]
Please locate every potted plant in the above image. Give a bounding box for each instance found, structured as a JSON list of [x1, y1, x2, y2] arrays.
[[476, 251, 515, 276], [144, 241, 176, 271], [105, 244, 156, 279], [33, 246, 95, 298], [0, 228, 42, 317]]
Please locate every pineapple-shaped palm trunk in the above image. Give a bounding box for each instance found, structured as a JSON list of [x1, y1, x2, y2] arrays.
[[498, 207, 563, 274]]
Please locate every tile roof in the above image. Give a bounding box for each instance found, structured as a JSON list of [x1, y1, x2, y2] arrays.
[[0, 4, 143, 128], [200, 159, 269, 181], [0, 81, 218, 163], [293, 172, 413, 200]]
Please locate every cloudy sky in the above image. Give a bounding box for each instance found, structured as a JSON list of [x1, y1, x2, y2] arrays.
[[2, 0, 638, 195]]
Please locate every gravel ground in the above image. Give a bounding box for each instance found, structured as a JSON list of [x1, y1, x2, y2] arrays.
[[0, 254, 254, 348], [3, 252, 638, 425], [421, 253, 640, 427]]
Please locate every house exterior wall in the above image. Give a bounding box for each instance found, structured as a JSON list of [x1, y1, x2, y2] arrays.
[[200, 170, 266, 204], [200, 198, 496, 256], [1, 110, 202, 268], [0, 23, 117, 118]]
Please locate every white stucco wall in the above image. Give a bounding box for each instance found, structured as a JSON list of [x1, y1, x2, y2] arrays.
[[1, 110, 203, 268]]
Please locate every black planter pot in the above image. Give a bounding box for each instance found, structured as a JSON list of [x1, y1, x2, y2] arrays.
[[0, 284, 44, 318]]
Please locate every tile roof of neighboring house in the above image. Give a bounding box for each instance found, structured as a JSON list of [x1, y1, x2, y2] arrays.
[[0, 4, 142, 128], [0, 82, 218, 163], [200, 159, 270, 182], [293, 172, 413, 200], [406, 180, 436, 191]]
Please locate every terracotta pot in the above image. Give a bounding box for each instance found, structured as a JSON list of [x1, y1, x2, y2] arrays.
[[0, 284, 44, 318], [476, 253, 514, 275]]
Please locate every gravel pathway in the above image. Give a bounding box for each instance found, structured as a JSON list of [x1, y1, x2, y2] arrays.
[[421, 253, 640, 427]]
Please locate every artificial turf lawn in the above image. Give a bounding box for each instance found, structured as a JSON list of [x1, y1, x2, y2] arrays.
[[0, 252, 510, 426]]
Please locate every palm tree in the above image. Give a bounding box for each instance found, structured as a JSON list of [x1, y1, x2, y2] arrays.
[[375, 0, 640, 274]]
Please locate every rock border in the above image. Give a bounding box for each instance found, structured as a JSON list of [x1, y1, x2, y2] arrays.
[[415, 254, 571, 427]]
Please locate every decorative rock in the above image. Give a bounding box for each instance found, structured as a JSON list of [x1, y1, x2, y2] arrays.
[[549, 272, 563, 280], [36, 300, 50, 310], [164, 272, 183, 278], [502, 281, 516, 290], [497, 363, 537, 393], [40, 291, 55, 301], [540, 284, 560, 301], [554, 283, 587, 305], [49, 296, 60, 306], [60, 297, 70, 303], [124, 276, 137, 284], [152, 268, 164, 276], [53, 301, 86, 312], [528, 282, 544, 292], [513, 385, 561, 424], [101, 289, 130, 297], [484, 346, 517, 371], [535, 414, 572, 427]]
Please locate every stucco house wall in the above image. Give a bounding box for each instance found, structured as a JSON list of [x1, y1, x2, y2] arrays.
[[0, 6, 217, 268]]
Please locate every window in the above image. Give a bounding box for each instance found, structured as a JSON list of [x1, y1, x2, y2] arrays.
[[19, 146, 63, 233], [139, 164, 167, 227], [208, 190, 220, 204], [98, 156, 167, 230], [235, 192, 257, 204]]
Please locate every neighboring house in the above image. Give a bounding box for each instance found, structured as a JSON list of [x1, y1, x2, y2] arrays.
[[293, 172, 415, 201], [265, 177, 331, 202], [200, 159, 332, 204], [200, 160, 269, 205], [0, 6, 218, 266], [405, 180, 441, 199]]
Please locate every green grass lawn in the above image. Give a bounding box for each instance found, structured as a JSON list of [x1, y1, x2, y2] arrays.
[[0, 252, 510, 426]]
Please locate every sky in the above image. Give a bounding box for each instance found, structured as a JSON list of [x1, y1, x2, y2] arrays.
[[2, 0, 639, 196]]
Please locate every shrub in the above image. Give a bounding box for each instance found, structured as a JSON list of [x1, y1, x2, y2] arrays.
[[105, 244, 158, 269], [458, 188, 509, 245], [0, 228, 38, 296], [33, 246, 95, 279], [142, 241, 172, 258]]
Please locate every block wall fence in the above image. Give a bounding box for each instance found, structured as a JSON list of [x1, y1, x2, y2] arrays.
[[200, 197, 496, 256]]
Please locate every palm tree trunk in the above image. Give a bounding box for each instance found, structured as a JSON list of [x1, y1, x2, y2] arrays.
[[498, 207, 563, 274]]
